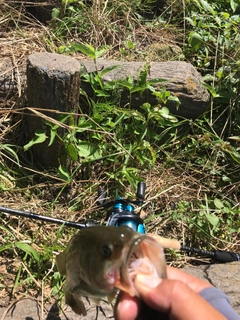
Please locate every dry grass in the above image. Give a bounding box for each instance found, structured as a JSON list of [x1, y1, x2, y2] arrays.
[[0, 162, 239, 305], [0, 0, 239, 312]]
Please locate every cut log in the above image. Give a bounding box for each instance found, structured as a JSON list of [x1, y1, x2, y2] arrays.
[[26, 0, 55, 24], [26, 52, 80, 167], [1, 58, 209, 119]]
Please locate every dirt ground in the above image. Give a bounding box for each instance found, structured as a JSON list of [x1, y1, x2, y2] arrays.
[[1, 2, 239, 319], [0, 262, 239, 319]]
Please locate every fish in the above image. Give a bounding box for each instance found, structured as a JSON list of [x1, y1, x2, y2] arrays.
[[56, 225, 166, 316]]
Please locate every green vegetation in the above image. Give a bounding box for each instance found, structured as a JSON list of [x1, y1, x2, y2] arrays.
[[0, 0, 239, 305]]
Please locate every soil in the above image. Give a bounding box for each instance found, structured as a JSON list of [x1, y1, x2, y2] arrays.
[[0, 2, 239, 320]]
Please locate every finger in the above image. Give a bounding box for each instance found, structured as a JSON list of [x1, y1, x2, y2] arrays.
[[135, 275, 226, 320], [134, 275, 171, 313], [114, 291, 140, 320], [166, 266, 212, 292]]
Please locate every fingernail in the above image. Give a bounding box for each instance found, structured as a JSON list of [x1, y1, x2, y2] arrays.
[[135, 274, 162, 289], [115, 299, 138, 320]]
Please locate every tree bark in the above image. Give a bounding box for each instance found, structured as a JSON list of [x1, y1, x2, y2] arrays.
[[26, 52, 80, 167]]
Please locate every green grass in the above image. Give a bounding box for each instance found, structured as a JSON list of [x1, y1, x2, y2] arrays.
[[0, 0, 239, 306]]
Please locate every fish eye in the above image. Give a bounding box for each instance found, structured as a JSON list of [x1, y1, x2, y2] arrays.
[[101, 244, 112, 258]]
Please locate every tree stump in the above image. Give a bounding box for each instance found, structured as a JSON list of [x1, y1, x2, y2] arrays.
[[26, 0, 55, 24], [26, 52, 80, 167]]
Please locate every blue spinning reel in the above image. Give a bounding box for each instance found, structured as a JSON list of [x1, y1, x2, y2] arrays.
[[98, 182, 146, 234]]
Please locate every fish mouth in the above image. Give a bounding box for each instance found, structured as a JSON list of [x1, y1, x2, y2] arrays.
[[115, 235, 166, 297]]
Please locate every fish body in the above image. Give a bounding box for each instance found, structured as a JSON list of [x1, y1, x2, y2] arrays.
[[56, 225, 166, 316]]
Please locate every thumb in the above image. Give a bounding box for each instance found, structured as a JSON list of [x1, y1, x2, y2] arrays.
[[134, 274, 172, 313], [135, 274, 163, 290], [134, 274, 227, 320]]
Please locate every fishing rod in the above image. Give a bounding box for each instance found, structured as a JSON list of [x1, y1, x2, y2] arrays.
[[0, 182, 146, 231], [0, 206, 98, 229], [150, 234, 240, 263], [0, 182, 239, 263]]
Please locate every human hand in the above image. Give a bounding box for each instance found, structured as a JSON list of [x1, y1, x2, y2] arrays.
[[114, 266, 226, 320]]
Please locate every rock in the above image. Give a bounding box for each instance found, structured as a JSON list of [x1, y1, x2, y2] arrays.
[[81, 60, 210, 119], [1, 263, 239, 319], [183, 262, 240, 314], [0, 297, 114, 320], [1, 57, 209, 119]]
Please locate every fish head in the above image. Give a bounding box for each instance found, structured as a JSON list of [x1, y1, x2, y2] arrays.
[[56, 224, 166, 316], [71, 225, 139, 295], [61, 225, 166, 297], [116, 229, 166, 296]]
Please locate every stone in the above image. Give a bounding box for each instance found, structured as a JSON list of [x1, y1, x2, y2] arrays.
[[80, 60, 210, 119], [1, 263, 239, 319]]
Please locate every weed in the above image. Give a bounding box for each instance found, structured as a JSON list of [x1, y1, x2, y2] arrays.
[[1, 0, 240, 309], [23, 44, 180, 188], [0, 143, 20, 191], [0, 218, 68, 298], [50, 0, 157, 48], [182, 0, 240, 138], [169, 195, 239, 248]]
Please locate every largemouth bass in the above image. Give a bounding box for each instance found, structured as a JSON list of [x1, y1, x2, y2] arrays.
[[56, 225, 166, 316]]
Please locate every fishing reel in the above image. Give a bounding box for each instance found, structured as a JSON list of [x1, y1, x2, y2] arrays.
[[1, 181, 240, 263], [98, 182, 146, 234]]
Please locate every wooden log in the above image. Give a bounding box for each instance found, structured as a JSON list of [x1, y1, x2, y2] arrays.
[[26, 52, 80, 167], [26, 0, 55, 24], [1, 58, 209, 119]]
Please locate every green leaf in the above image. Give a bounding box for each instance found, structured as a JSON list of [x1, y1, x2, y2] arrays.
[[167, 95, 180, 109], [202, 83, 220, 98], [189, 32, 202, 50], [23, 130, 47, 151], [159, 109, 178, 122], [130, 85, 147, 94], [77, 142, 102, 160], [66, 142, 79, 162], [214, 198, 224, 209], [99, 65, 120, 76], [68, 44, 109, 59], [148, 78, 168, 85], [70, 43, 96, 59], [228, 150, 240, 164], [58, 164, 71, 181], [199, 0, 216, 15], [0, 243, 12, 252], [119, 77, 134, 90], [206, 213, 219, 227], [141, 103, 151, 112], [0, 144, 19, 164], [185, 17, 196, 27], [230, 0, 238, 12], [51, 8, 60, 19], [15, 242, 40, 262], [48, 128, 57, 147], [160, 107, 169, 115], [95, 46, 110, 58], [124, 40, 136, 49]]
